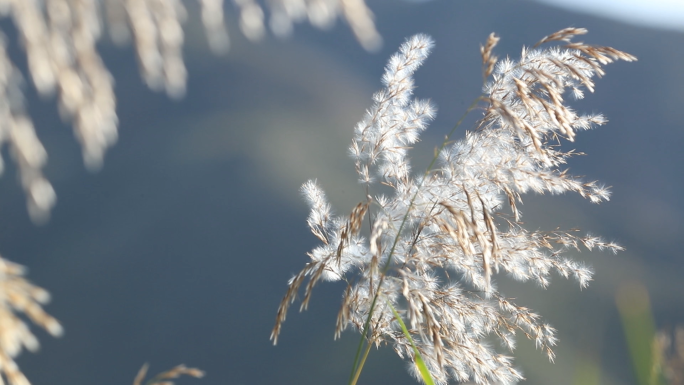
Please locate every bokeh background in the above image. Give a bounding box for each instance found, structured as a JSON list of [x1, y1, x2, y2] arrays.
[[0, 0, 682, 384]]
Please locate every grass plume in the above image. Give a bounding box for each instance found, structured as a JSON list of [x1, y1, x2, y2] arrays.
[[272, 28, 634, 384]]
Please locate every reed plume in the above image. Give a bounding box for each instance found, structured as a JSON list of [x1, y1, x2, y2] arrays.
[[272, 28, 634, 384]]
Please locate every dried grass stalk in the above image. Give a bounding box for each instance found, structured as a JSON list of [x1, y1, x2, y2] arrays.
[[133, 363, 204, 385]]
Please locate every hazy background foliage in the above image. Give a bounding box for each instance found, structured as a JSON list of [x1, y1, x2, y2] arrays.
[[0, 0, 681, 384]]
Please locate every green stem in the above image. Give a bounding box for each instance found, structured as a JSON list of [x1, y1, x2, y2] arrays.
[[349, 339, 374, 385], [386, 298, 435, 385]]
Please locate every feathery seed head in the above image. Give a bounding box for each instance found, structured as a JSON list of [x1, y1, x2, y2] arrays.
[[273, 29, 632, 384], [0, 256, 62, 385]]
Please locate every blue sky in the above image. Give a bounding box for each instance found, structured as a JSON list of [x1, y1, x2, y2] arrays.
[[404, 0, 684, 32], [535, 0, 684, 32]]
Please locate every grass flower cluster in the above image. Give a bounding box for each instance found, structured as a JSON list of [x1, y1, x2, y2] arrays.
[[272, 28, 634, 384], [0, 0, 379, 223]]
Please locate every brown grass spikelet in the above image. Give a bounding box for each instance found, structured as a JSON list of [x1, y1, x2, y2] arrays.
[[335, 284, 353, 339], [481, 32, 500, 79], [565, 42, 637, 65], [534, 27, 588, 48], [336, 200, 370, 260], [270, 268, 308, 345], [133, 363, 204, 385]]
